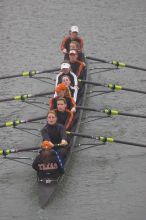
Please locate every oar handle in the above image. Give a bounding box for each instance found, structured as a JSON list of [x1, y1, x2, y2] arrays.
[[0, 143, 68, 156]]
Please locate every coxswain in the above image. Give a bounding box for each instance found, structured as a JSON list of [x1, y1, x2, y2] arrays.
[[50, 83, 76, 112], [54, 98, 74, 130], [32, 110, 68, 175], [32, 149, 58, 179], [61, 75, 78, 102], [60, 25, 84, 58], [68, 50, 85, 79], [55, 62, 78, 88]]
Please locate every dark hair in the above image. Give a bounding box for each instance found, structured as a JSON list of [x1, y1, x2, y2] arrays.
[[40, 150, 50, 164], [61, 74, 71, 81], [57, 97, 67, 104], [61, 60, 70, 65]]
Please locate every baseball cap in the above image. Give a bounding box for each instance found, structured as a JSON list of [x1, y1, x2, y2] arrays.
[[61, 63, 70, 69], [69, 50, 77, 55], [70, 26, 79, 33]]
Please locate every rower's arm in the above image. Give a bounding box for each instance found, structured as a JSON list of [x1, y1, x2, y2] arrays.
[[60, 124, 68, 142], [71, 71, 78, 87], [65, 110, 74, 130], [41, 126, 51, 141]]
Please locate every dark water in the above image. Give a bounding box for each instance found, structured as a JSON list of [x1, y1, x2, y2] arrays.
[[0, 0, 146, 219]]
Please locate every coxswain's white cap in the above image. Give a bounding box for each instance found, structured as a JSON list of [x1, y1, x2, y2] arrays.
[[70, 26, 79, 33], [61, 63, 71, 69]]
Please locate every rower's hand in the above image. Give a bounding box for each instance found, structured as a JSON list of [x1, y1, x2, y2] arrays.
[[41, 140, 54, 150], [71, 107, 76, 112], [62, 48, 67, 54], [60, 140, 68, 146]]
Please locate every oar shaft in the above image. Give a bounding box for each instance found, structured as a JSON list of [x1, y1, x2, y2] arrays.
[[119, 112, 146, 119], [0, 147, 40, 155], [0, 115, 47, 128], [122, 87, 146, 94], [0, 68, 60, 80], [66, 131, 98, 140], [39, 68, 60, 74], [16, 147, 40, 152], [86, 56, 146, 71], [123, 64, 146, 71], [0, 91, 54, 103], [79, 79, 102, 86], [26, 116, 46, 123], [0, 74, 21, 80], [79, 80, 146, 95], [67, 131, 146, 148], [86, 56, 110, 64], [0, 144, 67, 155], [114, 139, 146, 148], [77, 106, 100, 112]]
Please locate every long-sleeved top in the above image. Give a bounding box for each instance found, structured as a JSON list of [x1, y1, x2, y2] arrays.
[[41, 123, 67, 144], [54, 109, 74, 130], [60, 36, 84, 52], [69, 86, 78, 102], [70, 60, 85, 78]]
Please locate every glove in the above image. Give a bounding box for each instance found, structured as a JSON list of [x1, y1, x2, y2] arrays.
[[41, 140, 54, 150]]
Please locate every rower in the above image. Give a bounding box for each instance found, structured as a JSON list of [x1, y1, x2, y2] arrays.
[[32, 110, 68, 175], [32, 149, 58, 179], [54, 98, 74, 130], [61, 75, 78, 102], [50, 83, 76, 112], [68, 50, 85, 79], [60, 25, 84, 59], [56, 62, 78, 88], [69, 41, 85, 62]]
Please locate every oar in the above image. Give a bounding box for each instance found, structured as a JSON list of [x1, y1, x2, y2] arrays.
[[0, 115, 47, 128], [77, 106, 146, 119], [0, 67, 60, 80], [78, 79, 146, 94], [66, 131, 146, 148], [86, 56, 146, 71], [0, 144, 64, 156], [0, 146, 40, 155], [0, 91, 54, 103]]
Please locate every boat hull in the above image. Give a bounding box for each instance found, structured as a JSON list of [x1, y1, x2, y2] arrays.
[[37, 59, 88, 208]]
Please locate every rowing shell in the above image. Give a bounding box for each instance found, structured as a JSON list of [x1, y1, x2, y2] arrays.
[[37, 58, 89, 208]]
